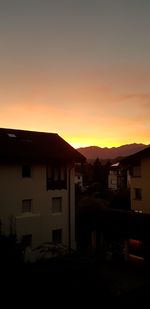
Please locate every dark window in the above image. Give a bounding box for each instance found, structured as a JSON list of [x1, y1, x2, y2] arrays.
[[47, 166, 67, 190], [52, 229, 62, 243], [22, 165, 31, 178], [22, 199, 32, 213], [22, 234, 32, 248], [52, 197, 62, 213], [132, 166, 141, 177], [134, 188, 142, 200]]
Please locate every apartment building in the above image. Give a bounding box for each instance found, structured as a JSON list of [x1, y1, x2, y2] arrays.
[[0, 128, 85, 250], [122, 146, 150, 213]]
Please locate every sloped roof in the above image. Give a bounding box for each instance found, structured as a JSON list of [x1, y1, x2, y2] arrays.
[[120, 145, 150, 166], [0, 128, 86, 164]]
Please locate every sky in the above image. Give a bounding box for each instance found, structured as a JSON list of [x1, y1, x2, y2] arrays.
[[0, 0, 150, 148]]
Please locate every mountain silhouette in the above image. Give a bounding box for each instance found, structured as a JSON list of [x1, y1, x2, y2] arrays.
[[77, 143, 149, 160]]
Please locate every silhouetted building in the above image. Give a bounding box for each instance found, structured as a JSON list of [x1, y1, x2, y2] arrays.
[[108, 162, 129, 191], [75, 171, 83, 188], [0, 128, 85, 252], [121, 146, 150, 213]]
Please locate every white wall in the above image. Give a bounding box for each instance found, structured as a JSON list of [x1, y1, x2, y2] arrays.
[[131, 157, 150, 213], [0, 163, 76, 249]]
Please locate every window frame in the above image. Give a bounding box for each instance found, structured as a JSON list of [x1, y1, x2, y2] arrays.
[[22, 199, 32, 213], [47, 165, 67, 190], [52, 197, 62, 214]]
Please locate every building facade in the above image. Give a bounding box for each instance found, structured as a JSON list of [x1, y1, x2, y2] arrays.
[[0, 128, 85, 250], [108, 162, 128, 191], [122, 146, 150, 213]]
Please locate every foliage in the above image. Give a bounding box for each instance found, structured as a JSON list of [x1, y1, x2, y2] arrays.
[[78, 159, 111, 195], [0, 234, 23, 266], [25, 242, 75, 263], [109, 189, 131, 210]]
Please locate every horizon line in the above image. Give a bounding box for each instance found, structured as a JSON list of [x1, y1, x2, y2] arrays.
[[75, 142, 150, 149]]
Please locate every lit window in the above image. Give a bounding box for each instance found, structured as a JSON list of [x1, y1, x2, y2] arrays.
[[52, 229, 62, 243], [52, 197, 62, 213], [22, 199, 32, 213]]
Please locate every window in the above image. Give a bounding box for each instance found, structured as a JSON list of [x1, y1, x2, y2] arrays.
[[22, 165, 31, 178], [52, 229, 62, 243], [22, 199, 32, 213], [47, 165, 67, 190], [132, 166, 141, 177], [134, 188, 142, 200], [52, 197, 62, 213], [22, 234, 32, 248]]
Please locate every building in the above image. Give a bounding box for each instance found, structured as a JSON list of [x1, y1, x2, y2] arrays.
[[121, 146, 150, 213], [74, 162, 85, 192], [0, 128, 85, 251], [75, 172, 83, 188], [108, 162, 129, 191]]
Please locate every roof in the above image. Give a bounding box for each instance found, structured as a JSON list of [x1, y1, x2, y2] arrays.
[[0, 128, 86, 164], [120, 145, 150, 166]]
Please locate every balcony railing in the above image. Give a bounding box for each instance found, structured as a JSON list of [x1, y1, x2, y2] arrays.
[[47, 179, 67, 190]]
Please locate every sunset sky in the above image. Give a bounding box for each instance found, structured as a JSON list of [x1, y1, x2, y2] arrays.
[[0, 0, 150, 148]]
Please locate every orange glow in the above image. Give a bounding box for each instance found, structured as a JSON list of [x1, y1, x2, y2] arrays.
[[0, 1, 150, 149], [0, 67, 150, 149]]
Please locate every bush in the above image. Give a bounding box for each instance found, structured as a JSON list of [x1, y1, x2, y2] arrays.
[[0, 234, 23, 266]]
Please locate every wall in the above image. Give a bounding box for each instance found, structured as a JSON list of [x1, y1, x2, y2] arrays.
[[141, 157, 150, 213], [108, 173, 117, 190], [0, 163, 75, 249], [131, 157, 150, 213]]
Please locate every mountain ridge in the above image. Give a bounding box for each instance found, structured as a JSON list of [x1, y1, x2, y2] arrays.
[[77, 143, 149, 160]]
